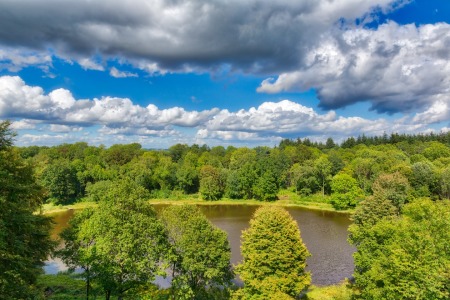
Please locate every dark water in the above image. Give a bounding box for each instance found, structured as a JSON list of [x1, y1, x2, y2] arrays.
[[45, 205, 355, 286]]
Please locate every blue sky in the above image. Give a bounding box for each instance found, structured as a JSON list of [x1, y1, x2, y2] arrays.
[[0, 0, 449, 148]]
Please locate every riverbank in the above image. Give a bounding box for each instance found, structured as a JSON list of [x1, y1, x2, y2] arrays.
[[41, 190, 353, 215]]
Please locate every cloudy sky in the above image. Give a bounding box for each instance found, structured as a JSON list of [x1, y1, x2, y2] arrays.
[[1, 0, 450, 148]]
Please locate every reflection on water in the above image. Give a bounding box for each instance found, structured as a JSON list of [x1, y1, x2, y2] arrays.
[[46, 204, 355, 286]]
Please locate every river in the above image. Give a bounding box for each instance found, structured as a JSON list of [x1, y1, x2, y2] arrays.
[[45, 204, 355, 286]]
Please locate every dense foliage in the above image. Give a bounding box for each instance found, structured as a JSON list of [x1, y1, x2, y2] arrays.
[[12, 131, 450, 210], [235, 206, 310, 299], [350, 199, 450, 299], [58, 180, 169, 299], [160, 205, 233, 299], [0, 121, 54, 298]]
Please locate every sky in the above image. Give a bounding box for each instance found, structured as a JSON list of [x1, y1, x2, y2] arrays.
[[1, 0, 450, 148]]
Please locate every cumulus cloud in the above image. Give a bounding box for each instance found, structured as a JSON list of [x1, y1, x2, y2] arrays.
[[0, 75, 218, 130], [0, 0, 402, 73], [200, 100, 423, 140], [10, 119, 39, 130], [0, 75, 442, 147], [258, 22, 450, 114]]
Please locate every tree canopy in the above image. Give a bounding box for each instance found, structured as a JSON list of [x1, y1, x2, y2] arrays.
[[59, 180, 169, 299], [0, 120, 54, 298], [351, 199, 450, 299], [160, 204, 234, 299], [235, 206, 310, 299]]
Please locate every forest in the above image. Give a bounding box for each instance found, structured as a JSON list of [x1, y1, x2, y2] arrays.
[[1, 119, 450, 299]]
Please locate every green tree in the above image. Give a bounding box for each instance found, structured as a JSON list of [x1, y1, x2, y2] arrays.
[[84, 180, 115, 202], [160, 205, 233, 299], [199, 165, 226, 200], [235, 206, 310, 299], [40, 159, 80, 204], [351, 199, 450, 299], [0, 121, 54, 298], [314, 155, 332, 197], [330, 173, 364, 210], [227, 148, 258, 199], [288, 161, 320, 195], [59, 180, 169, 299], [439, 166, 450, 199], [371, 172, 410, 209], [56, 208, 96, 299], [102, 143, 143, 166], [176, 151, 199, 194], [252, 171, 278, 201], [410, 161, 437, 197]]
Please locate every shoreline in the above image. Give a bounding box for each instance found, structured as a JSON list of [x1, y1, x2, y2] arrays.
[[41, 197, 353, 215]]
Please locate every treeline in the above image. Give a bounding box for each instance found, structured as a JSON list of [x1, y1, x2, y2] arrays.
[[280, 130, 450, 149], [15, 132, 450, 209]]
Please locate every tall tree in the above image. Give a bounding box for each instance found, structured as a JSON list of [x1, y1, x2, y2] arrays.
[[160, 205, 233, 299], [0, 120, 54, 298], [235, 206, 310, 299], [40, 159, 80, 204], [199, 165, 226, 200], [59, 180, 169, 300], [314, 155, 332, 197], [330, 173, 364, 210]]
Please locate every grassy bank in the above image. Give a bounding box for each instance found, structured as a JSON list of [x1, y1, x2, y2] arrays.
[[305, 282, 352, 300], [38, 273, 352, 300], [41, 190, 353, 215]]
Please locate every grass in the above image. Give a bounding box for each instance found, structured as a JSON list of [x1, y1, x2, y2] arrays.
[[304, 282, 353, 300], [40, 190, 353, 215], [37, 273, 89, 299], [38, 273, 353, 300], [37, 273, 170, 300], [41, 202, 97, 214]]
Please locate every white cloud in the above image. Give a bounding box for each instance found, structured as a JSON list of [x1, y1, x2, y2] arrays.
[[49, 124, 83, 133], [412, 96, 450, 125], [201, 99, 424, 139], [77, 58, 104, 71], [258, 22, 450, 115], [1, 75, 444, 147], [98, 125, 178, 137], [10, 119, 39, 130], [109, 66, 138, 78], [0, 75, 218, 130], [0, 47, 52, 72]]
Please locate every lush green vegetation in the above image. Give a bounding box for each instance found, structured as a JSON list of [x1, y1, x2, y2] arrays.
[[13, 130, 450, 211], [160, 205, 234, 299], [2, 120, 450, 299], [234, 206, 310, 299], [0, 121, 55, 298]]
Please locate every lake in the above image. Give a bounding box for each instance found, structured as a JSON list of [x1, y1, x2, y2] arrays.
[[45, 204, 355, 286]]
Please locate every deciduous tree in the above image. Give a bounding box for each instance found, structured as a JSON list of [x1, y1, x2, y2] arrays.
[[160, 205, 233, 299], [0, 121, 54, 298], [59, 180, 168, 299], [330, 173, 364, 210], [351, 199, 450, 299]]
